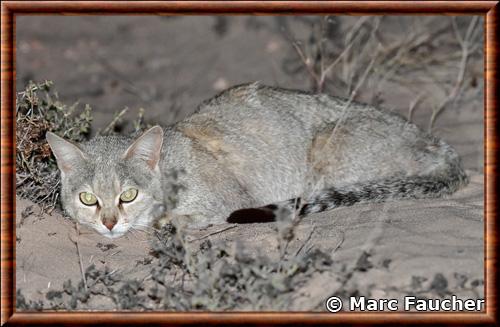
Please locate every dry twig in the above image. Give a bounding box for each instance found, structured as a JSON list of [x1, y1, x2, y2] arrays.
[[69, 222, 88, 291]]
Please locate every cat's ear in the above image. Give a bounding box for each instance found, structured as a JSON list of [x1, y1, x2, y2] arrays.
[[123, 126, 163, 171], [46, 132, 87, 175]]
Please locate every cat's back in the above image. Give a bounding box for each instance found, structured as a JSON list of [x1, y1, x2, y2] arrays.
[[175, 82, 337, 158], [194, 82, 350, 127], [170, 83, 332, 201], [197, 82, 316, 109]]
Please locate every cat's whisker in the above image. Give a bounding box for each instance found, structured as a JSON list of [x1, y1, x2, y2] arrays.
[[128, 227, 142, 239], [134, 229, 153, 236], [133, 224, 160, 232], [130, 226, 154, 236], [131, 229, 151, 243], [132, 223, 157, 229]]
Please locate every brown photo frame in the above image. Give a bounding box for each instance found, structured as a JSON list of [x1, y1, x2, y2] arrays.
[[1, 1, 497, 325]]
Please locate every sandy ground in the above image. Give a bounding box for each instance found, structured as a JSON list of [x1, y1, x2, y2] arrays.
[[16, 171, 483, 310], [15, 16, 484, 310]]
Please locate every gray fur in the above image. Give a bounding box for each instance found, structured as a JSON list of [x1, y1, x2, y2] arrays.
[[47, 83, 468, 238]]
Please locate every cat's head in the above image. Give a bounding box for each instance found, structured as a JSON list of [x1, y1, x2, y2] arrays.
[[46, 126, 165, 238]]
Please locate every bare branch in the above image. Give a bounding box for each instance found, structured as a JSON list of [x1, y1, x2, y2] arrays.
[[291, 41, 320, 86], [99, 107, 129, 136], [429, 17, 478, 131], [408, 91, 426, 122]]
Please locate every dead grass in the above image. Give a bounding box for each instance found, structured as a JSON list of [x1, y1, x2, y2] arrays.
[[281, 16, 483, 131]]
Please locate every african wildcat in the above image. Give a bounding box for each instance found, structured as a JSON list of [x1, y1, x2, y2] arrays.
[[47, 83, 468, 238]]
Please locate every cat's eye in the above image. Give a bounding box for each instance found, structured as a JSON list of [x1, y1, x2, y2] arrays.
[[120, 188, 138, 203], [79, 192, 97, 206]]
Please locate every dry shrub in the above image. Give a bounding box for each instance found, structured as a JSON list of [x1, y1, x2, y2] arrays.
[[16, 80, 92, 211]]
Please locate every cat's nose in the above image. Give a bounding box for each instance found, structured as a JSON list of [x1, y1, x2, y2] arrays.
[[102, 217, 117, 231]]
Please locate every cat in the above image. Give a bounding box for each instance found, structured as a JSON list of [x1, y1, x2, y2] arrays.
[[46, 82, 468, 238]]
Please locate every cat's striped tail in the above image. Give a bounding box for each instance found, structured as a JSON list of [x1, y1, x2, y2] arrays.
[[227, 156, 468, 223]]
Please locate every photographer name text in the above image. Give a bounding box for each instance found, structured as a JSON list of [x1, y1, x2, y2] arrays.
[[325, 295, 484, 312]]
